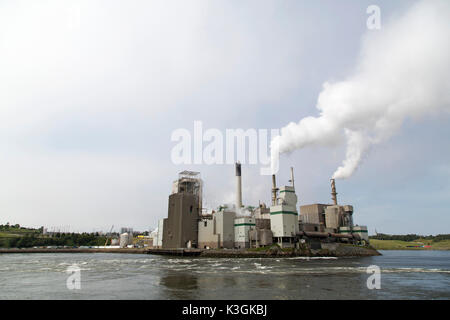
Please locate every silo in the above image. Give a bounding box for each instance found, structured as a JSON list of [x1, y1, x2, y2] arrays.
[[120, 233, 129, 248]]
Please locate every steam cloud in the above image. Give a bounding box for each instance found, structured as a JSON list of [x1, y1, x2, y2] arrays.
[[271, 0, 450, 179]]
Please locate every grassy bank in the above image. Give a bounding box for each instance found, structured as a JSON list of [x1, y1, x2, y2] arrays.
[[370, 239, 450, 250]]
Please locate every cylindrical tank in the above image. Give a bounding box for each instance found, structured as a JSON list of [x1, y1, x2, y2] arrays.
[[120, 233, 129, 248]]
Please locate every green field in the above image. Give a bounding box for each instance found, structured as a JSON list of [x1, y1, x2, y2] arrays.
[[370, 239, 450, 250]]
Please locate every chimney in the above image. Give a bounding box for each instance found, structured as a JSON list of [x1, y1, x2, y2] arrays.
[[235, 162, 242, 210], [289, 167, 295, 189], [330, 179, 338, 205], [271, 174, 278, 206]]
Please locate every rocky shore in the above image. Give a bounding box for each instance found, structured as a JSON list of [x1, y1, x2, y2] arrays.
[[0, 243, 381, 257], [147, 243, 381, 258]]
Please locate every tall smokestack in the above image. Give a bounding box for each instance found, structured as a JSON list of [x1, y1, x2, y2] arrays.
[[330, 178, 338, 205], [271, 174, 278, 206], [289, 167, 295, 189], [235, 162, 242, 210]]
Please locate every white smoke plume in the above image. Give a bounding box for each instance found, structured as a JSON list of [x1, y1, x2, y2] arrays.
[[218, 203, 252, 217], [271, 0, 450, 179]]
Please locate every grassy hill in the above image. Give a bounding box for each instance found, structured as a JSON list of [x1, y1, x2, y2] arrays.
[[370, 239, 450, 250]]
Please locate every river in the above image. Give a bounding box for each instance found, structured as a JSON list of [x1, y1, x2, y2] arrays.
[[0, 250, 448, 299]]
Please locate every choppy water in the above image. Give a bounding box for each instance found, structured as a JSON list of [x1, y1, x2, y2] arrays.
[[0, 250, 449, 299]]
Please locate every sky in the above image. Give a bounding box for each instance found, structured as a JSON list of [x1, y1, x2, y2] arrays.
[[0, 0, 449, 235]]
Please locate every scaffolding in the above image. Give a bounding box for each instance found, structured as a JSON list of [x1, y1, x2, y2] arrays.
[[172, 171, 203, 212]]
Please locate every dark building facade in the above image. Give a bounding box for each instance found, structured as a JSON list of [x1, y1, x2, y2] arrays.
[[162, 193, 200, 249]]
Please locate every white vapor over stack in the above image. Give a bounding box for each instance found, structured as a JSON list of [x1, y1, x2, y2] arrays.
[[271, 0, 450, 179]]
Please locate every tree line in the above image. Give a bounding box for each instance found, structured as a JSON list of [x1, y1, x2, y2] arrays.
[[0, 232, 108, 248]]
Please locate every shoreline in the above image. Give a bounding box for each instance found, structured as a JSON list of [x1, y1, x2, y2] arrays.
[[0, 243, 381, 257], [0, 248, 147, 254]]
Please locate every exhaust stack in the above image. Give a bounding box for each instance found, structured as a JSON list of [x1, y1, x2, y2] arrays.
[[289, 167, 295, 189], [235, 162, 242, 210], [271, 174, 278, 206], [330, 178, 338, 205]]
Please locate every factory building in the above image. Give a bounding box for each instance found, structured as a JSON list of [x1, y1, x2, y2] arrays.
[[299, 204, 327, 232], [299, 179, 366, 240], [162, 171, 202, 249], [253, 203, 270, 219], [269, 168, 299, 248], [248, 203, 273, 248], [339, 225, 369, 242], [249, 218, 272, 248], [234, 216, 255, 248], [198, 209, 235, 249], [157, 165, 369, 250], [270, 186, 299, 248]]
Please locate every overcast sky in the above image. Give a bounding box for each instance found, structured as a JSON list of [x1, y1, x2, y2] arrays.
[[0, 0, 449, 235]]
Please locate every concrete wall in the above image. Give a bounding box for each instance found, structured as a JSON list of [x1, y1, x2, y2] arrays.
[[249, 229, 273, 247], [255, 218, 270, 230], [300, 223, 323, 232], [325, 206, 340, 230], [216, 210, 235, 248], [198, 218, 219, 249]]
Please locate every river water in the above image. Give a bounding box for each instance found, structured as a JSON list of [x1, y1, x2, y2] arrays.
[[0, 250, 448, 299]]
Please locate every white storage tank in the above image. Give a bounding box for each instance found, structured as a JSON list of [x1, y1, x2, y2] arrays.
[[120, 233, 129, 248]]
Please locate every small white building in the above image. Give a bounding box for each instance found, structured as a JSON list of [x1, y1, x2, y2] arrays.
[[352, 225, 369, 242], [270, 185, 299, 248], [234, 216, 255, 249]]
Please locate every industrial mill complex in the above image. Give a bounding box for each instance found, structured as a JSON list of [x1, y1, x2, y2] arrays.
[[152, 163, 369, 252]]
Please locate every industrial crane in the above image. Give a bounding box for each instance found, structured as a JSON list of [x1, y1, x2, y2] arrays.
[[104, 225, 114, 246]]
